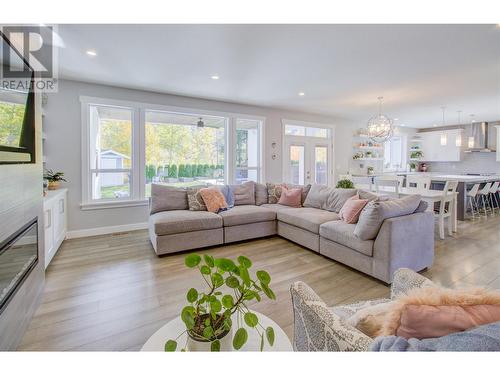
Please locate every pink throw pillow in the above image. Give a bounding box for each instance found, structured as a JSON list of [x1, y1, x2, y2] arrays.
[[199, 187, 228, 213], [278, 186, 302, 207], [396, 304, 500, 339], [339, 194, 368, 224]]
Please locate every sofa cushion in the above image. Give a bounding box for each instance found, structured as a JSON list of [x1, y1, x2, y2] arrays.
[[260, 203, 295, 213], [266, 183, 284, 204], [278, 186, 302, 207], [187, 188, 207, 211], [230, 181, 256, 205], [286, 184, 312, 204], [277, 207, 340, 234], [218, 185, 235, 208], [303, 184, 358, 212], [354, 195, 422, 240], [199, 187, 228, 213], [255, 183, 268, 205], [320, 220, 374, 256], [150, 210, 222, 236], [218, 205, 276, 226], [150, 184, 188, 214]]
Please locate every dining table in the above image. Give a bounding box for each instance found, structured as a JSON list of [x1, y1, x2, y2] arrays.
[[375, 187, 458, 233]]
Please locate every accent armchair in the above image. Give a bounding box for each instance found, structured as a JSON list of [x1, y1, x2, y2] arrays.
[[290, 268, 435, 351]]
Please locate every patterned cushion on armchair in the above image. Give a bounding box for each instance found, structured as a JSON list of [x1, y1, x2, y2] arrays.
[[290, 268, 436, 351]]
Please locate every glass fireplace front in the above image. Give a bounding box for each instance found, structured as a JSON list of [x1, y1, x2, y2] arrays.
[[0, 218, 38, 313]]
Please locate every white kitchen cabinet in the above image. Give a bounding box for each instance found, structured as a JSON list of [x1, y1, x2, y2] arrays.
[[43, 188, 67, 269], [419, 129, 463, 162]]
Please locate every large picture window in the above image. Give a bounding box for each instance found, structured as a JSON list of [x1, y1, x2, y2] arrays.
[[81, 97, 264, 208]]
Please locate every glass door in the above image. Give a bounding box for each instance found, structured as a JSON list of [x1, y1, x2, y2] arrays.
[[284, 138, 331, 185]]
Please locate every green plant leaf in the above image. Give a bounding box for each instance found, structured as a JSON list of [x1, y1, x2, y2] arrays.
[[260, 282, 276, 300], [256, 270, 271, 285], [203, 326, 214, 339], [233, 328, 248, 350], [237, 255, 252, 268], [204, 254, 215, 267], [165, 340, 177, 352], [186, 288, 198, 303], [226, 276, 240, 289], [185, 254, 201, 268], [215, 258, 237, 272], [210, 299, 222, 313], [181, 306, 195, 329], [244, 312, 258, 327], [266, 327, 275, 346], [211, 273, 224, 287], [204, 317, 211, 326], [222, 294, 234, 309], [200, 265, 211, 275], [211, 339, 220, 352], [239, 266, 251, 287]]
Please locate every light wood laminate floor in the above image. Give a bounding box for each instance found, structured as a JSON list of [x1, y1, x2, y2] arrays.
[[18, 216, 500, 351]]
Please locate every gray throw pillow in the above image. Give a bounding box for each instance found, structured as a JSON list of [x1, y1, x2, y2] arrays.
[[326, 188, 358, 212], [150, 184, 188, 214], [255, 183, 268, 206], [413, 200, 428, 213], [354, 195, 422, 240], [358, 190, 380, 202], [303, 184, 332, 209], [230, 181, 256, 205]]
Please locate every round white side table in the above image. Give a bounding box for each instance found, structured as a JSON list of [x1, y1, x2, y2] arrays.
[[141, 310, 292, 351]]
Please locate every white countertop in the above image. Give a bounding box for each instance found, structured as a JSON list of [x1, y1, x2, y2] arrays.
[[350, 172, 500, 183]]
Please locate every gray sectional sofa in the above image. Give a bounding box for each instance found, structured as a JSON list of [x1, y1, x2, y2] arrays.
[[148, 182, 434, 283]]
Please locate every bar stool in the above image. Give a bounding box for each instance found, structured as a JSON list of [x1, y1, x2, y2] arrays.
[[477, 182, 492, 217], [488, 181, 500, 211], [466, 183, 480, 219], [434, 180, 458, 239], [406, 175, 431, 190]]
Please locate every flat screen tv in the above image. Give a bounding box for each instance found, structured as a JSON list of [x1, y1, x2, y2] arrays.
[[0, 32, 35, 164]]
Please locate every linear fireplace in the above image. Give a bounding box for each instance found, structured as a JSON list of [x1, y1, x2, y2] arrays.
[[0, 218, 38, 314]]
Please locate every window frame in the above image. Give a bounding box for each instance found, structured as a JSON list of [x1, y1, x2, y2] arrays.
[[383, 135, 407, 172], [80, 96, 265, 209]]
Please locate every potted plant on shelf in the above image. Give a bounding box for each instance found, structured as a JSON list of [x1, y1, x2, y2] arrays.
[[367, 166, 374, 175], [165, 253, 276, 352], [43, 169, 67, 190], [410, 162, 417, 172], [336, 179, 355, 189], [410, 150, 423, 160]]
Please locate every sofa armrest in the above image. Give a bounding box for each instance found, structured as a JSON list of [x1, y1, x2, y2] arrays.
[[372, 211, 435, 283], [290, 281, 373, 351], [390, 268, 436, 299]]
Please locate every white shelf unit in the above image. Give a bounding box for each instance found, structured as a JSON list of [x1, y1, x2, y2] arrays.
[[350, 131, 385, 175]]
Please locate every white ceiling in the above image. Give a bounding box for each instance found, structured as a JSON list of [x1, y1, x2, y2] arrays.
[[56, 24, 500, 128]]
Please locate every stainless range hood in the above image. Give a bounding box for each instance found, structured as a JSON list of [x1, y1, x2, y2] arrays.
[[465, 122, 495, 153]]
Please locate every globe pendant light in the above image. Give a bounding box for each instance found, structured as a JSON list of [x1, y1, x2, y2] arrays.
[[367, 96, 394, 142]]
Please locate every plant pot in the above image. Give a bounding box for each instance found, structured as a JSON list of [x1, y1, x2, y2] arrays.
[[48, 181, 60, 190], [187, 325, 233, 352]]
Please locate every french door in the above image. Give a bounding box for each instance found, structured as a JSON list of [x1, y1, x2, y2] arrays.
[[284, 136, 332, 186]]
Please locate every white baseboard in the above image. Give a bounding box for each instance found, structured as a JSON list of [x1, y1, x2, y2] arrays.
[[66, 222, 148, 239]]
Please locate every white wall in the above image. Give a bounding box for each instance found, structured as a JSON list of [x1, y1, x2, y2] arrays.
[[44, 79, 356, 233]]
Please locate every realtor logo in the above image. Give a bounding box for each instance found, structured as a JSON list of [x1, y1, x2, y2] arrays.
[[1, 25, 58, 92]]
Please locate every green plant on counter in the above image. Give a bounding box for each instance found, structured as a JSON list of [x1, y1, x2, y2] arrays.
[[410, 150, 423, 159], [336, 179, 355, 189], [43, 169, 67, 182], [165, 254, 276, 352]]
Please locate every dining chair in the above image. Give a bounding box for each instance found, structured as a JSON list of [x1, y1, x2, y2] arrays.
[[406, 175, 431, 190], [477, 182, 492, 217], [466, 183, 480, 220], [352, 176, 372, 191], [374, 176, 400, 197], [434, 180, 458, 240], [488, 181, 500, 211]]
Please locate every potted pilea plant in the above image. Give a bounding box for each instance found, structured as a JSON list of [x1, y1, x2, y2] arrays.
[[43, 169, 67, 190], [336, 179, 355, 189], [165, 253, 276, 352]]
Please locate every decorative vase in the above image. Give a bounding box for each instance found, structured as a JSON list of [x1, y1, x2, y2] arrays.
[[48, 181, 60, 190], [186, 325, 233, 352]]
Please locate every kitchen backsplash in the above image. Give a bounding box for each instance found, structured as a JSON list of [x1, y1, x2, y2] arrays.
[[427, 152, 500, 174]]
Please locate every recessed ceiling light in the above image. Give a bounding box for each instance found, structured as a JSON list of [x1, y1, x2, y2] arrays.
[[86, 50, 97, 57], [298, 92, 305, 96], [211, 75, 220, 80]]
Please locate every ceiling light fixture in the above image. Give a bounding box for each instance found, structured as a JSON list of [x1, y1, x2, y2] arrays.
[[468, 114, 476, 148], [366, 96, 393, 142], [456, 110, 462, 147], [211, 75, 219, 80], [298, 92, 305, 96], [197, 117, 205, 128], [86, 50, 97, 57], [440, 106, 447, 146]]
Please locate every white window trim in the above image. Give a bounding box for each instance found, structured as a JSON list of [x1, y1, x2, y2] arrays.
[[383, 135, 407, 172], [281, 119, 336, 185], [80, 96, 265, 209]]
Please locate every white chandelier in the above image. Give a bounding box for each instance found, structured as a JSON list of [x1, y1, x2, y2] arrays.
[[367, 96, 394, 143]]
